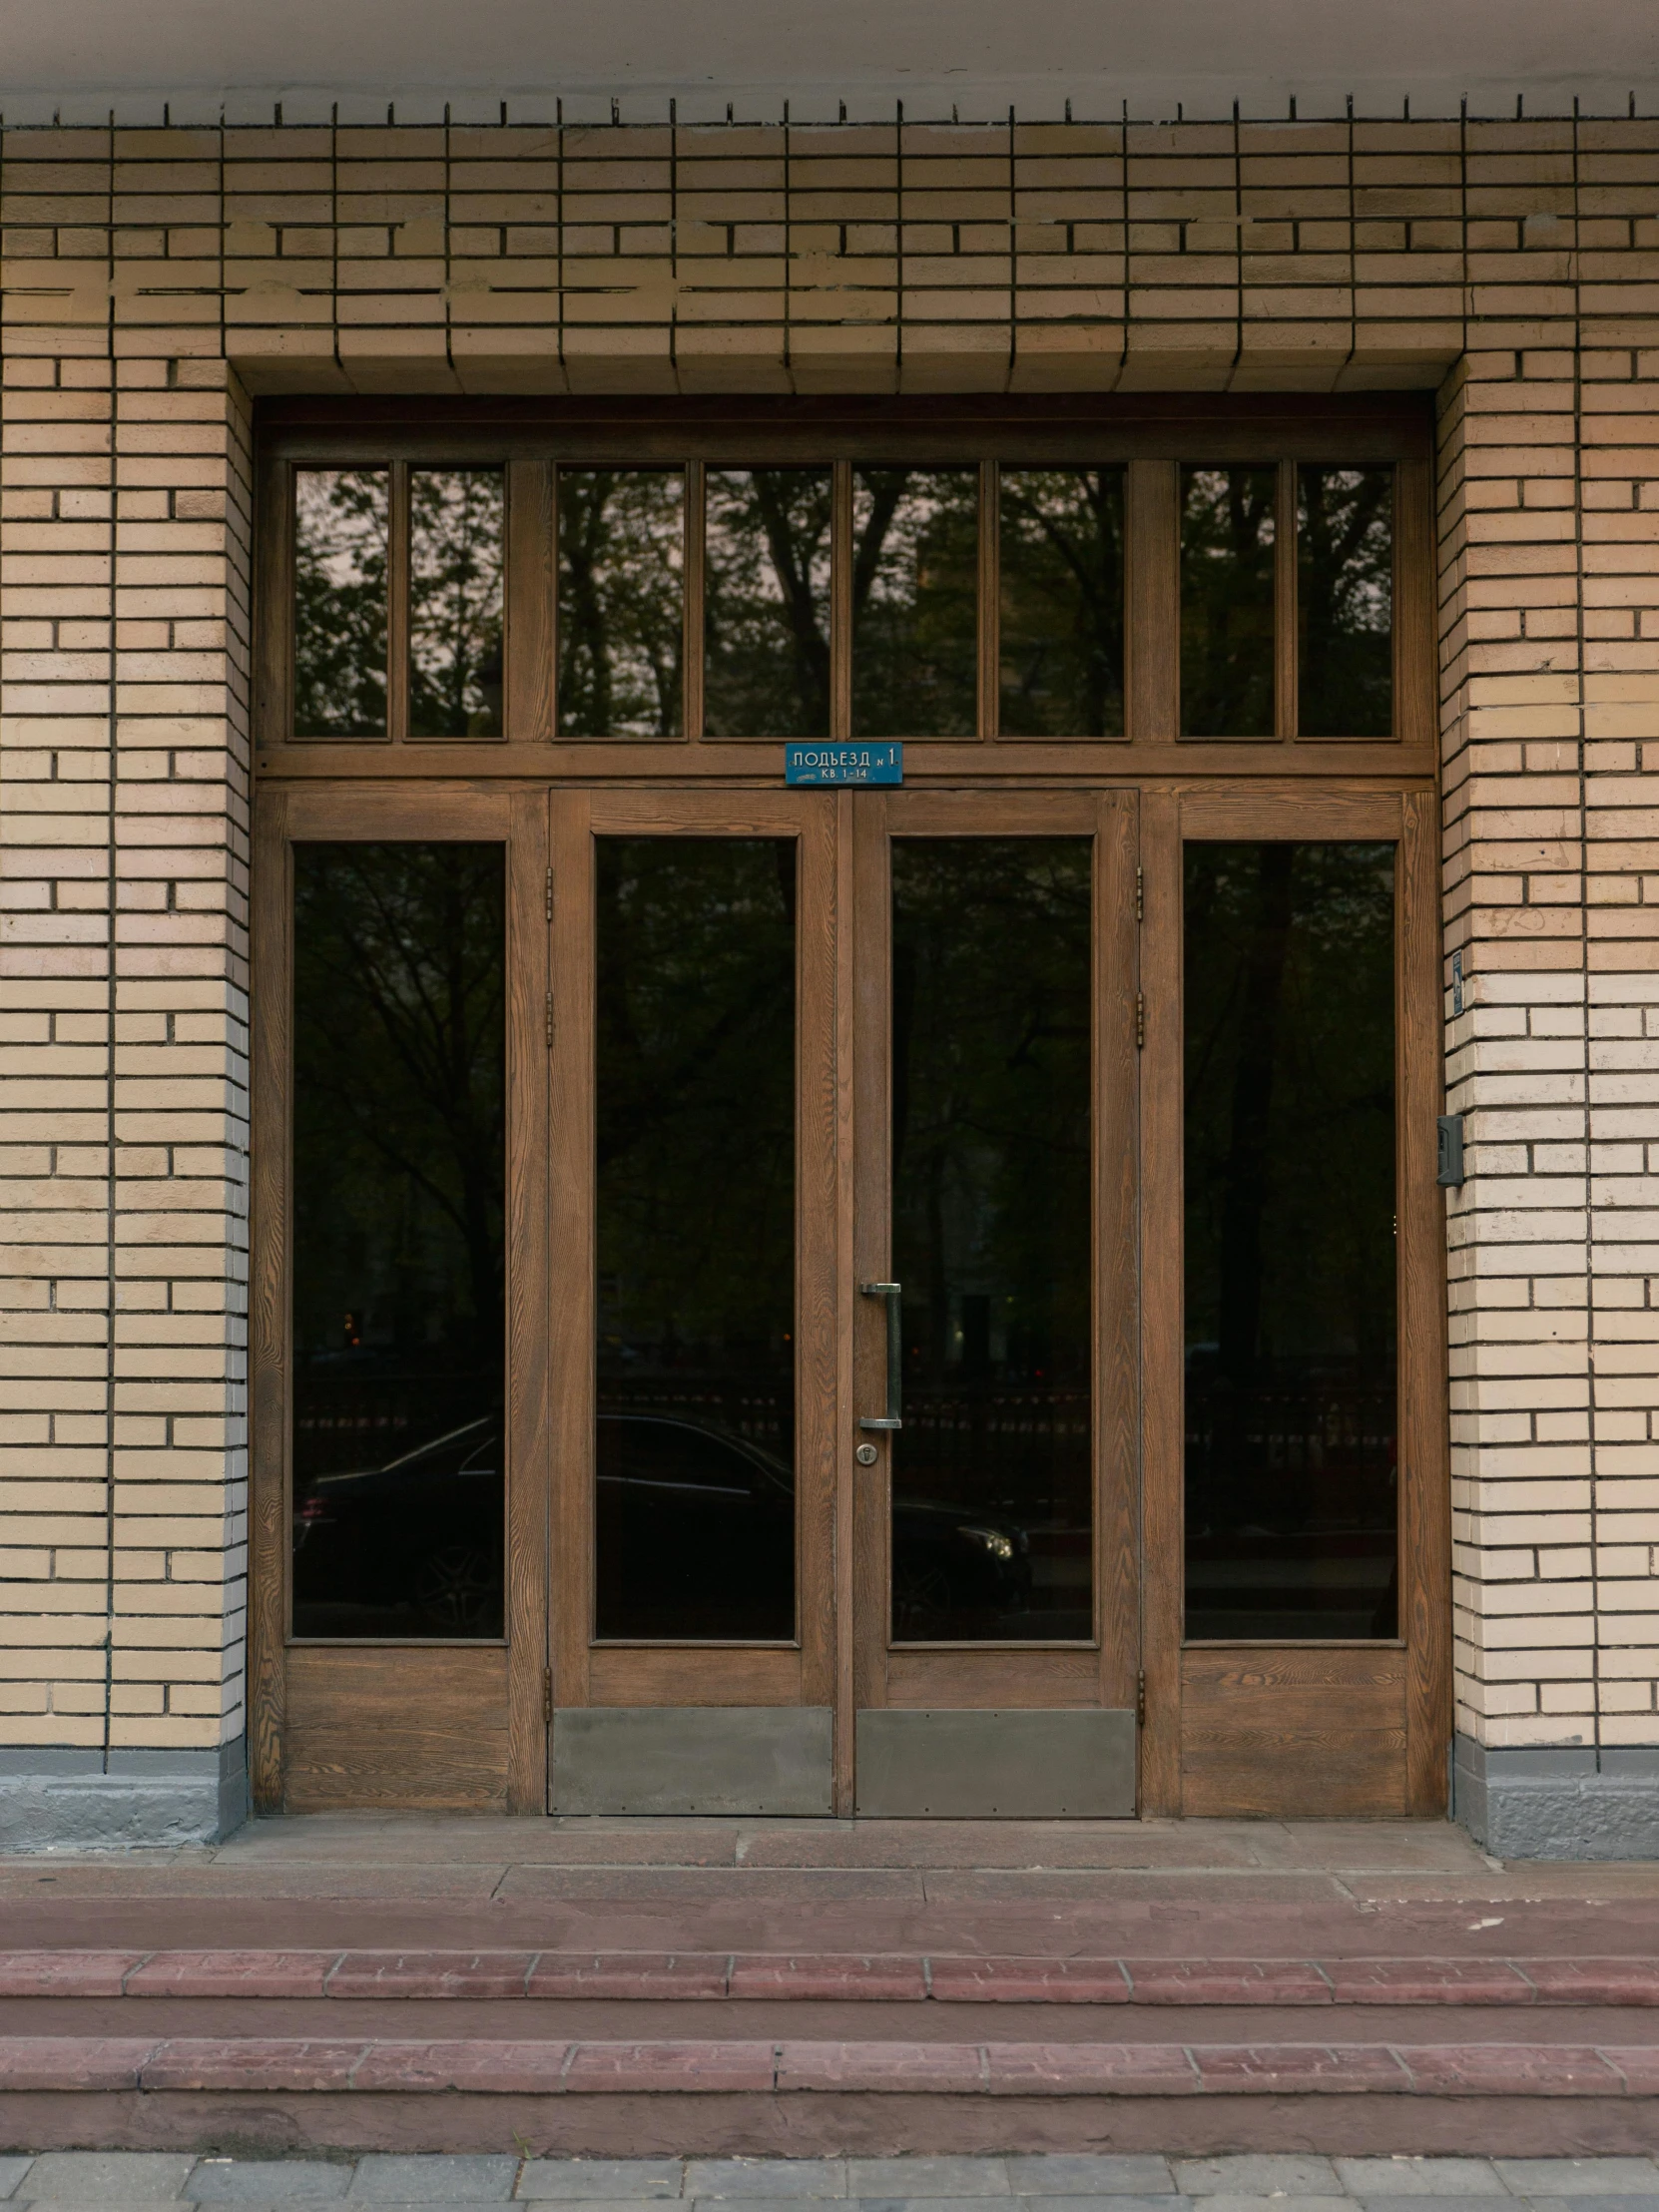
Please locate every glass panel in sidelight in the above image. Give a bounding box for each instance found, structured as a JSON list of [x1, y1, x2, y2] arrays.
[[557, 467, 685, 737], [1180, 464, 1277, 738], [290, 843, 506, 1639], [595, 837, 798, 1641], [704, 466, 833, 738], [1298, 465, 1393, 738], [409, 467, 505, 738], [292, 468, 389, 737], [1183, 841, 1397, 1640], [890, 839, 1093, 1643], [851, 467, 979, 738], [999, 466, 1126, 737]]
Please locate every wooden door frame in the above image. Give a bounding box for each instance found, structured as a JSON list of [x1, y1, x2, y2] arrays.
[[848, 789, 1142, 1738], [548, 789, 841, 1741], [1139, 783, 1449, 1817], [249, 782, 551, 1813]]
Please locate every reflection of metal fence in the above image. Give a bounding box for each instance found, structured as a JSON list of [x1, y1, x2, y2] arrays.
[[293, 1369, 499, 1480], [897, 1385, 1091, 1523], [597, 1372, 793, 1459], [1185, 1375, 1395, 1533]]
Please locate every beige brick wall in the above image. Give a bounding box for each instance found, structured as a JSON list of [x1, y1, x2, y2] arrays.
[[3, 113, 1656, 1764]]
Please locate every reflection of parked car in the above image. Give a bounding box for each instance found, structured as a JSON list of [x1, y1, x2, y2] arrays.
[[889, 1497, 1031, 1637], [294, 1406, 1034, 1643], [292, 1414, 504, 1637]]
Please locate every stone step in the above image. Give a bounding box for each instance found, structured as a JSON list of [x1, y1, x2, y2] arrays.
[[5, 1948, 1658, 2003], [3, 2031, 1656, 2095], [0, 2032, 1656, 2160]]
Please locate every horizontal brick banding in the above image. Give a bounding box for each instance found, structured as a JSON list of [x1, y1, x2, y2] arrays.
[[0, 2034, 1651, 2097], [3, 1947, 1657, 2004]]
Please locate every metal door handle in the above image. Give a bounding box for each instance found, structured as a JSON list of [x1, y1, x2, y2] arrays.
[[858, 1281, 902, 1431]]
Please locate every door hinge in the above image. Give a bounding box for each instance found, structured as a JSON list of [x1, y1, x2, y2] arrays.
[[545, 989, 555, 1049], [1137, 1669, 1147, 1729], [1135, 864, 1144, 923], [1135, 991, 1145, 1049], [545, 865, 554, 923], [543, 1666, 553, 1726]]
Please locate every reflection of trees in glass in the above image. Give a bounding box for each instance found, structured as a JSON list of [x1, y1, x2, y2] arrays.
[[1298, 465, 1392, 738], [852, 468, 978, 737], [1180, 465, 1277, 738], [557, 469, 684, 736], [595, 838, 798, 1643], [291, 842, 505, 1639], [1183, 841, 1396, 1637], [596, 837, 796, 1381], [890, 840, 1093, 1638], [704, 468, 832, 738], [293, 843, 506, 1379], [409, 469, 505, 738], [293, 469, 388, 737], [999, 467, 1125, 737]]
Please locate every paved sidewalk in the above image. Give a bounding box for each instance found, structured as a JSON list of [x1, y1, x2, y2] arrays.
[[0, 2151, 1654, 2211]]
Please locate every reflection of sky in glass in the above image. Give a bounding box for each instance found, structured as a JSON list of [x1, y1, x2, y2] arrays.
[[410, 469, 505, 739], [296, 469, 386, 587], [558, 468, 684, 738], [1180, 464, 1276, 739], [1298, 465, 1392, 738], [851, 467, 977, 738], [704, 469, 832, 739], [293, 468, 388, 738], [999, 466, 1126, 738]]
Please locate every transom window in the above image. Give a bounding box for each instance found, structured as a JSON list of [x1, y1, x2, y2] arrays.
[[278, 452, 1405, 747]]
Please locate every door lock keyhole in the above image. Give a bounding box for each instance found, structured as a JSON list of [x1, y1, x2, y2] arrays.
[[854, 1441, 878, 1465]]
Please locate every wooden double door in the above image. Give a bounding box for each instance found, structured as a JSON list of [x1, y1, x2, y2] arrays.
[[252, 776, 1444, 1820]]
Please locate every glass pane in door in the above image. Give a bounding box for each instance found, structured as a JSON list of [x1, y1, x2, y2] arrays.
[[1183, 841, 1397, 1638], [595, 838, 798, 1640], [889, 839, 1093, 1641], [290, 842, 506, 1638]]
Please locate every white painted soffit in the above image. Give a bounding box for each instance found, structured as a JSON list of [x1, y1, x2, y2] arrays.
[[1, 0, 1656, 126]]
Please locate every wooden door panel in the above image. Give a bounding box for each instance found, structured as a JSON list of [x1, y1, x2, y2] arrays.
[[1147, 786, 1448, 1822], [1181, 1649, 1409, 1817], [850, 789, 1142, 1806], [250, 786, 548, 1817], [283, 1647, 510, 1813], [550, 791, 840, 1789]]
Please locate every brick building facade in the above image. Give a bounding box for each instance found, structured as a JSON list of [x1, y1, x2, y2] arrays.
[[2, 98, 1658, 1854]]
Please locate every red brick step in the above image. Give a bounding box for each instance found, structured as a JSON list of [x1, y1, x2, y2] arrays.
[[4, 1947, 1656, 2003]]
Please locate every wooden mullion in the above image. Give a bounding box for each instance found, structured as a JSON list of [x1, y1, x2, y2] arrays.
[[504, 788, 552, 1812], [1126, 459, 1178, 744], [505, 458, 555, 745], [255, 454, 294, 752], [1399, 787, 1452, 1813], [1277, 456, 1298, 745], [548, 789, 595, 1729], [684, 460, 705, 742], [1394, 457, 1433, 750], [1096, 789, 1141, 1719], [1136, 785, 1183, 1813], [831, 460, 853, 743], [979, 459, 998, 741], [248, 786, 290, 1809], [386, 460, 410, 743]]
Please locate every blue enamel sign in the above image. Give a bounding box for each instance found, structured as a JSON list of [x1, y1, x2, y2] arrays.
[[785, 743, 903, 787]]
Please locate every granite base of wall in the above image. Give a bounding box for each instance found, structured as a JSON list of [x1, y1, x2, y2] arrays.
[[1454, 1734, 1659, 1861], [0, 1742, 248, 1851]]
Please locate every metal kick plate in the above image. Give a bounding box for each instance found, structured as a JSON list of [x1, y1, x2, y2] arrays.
[[854, 1707, 1136, 1818], [552, 1705, 833, 1816]]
